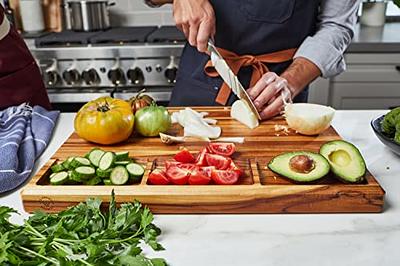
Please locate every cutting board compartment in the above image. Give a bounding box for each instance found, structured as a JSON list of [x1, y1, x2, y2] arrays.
[[21, 107, 385, 214]]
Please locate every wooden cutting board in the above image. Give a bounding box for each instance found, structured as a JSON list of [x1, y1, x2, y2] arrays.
[[21, 107, 385, 214]]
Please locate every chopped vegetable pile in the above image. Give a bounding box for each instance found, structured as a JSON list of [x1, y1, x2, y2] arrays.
[[0, 192, 166, 265], [148, 143, 243, 185], [49, 148, 145, 186], [381, 107, 400, 144]]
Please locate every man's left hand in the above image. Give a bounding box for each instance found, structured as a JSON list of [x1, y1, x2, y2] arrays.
[[246, 72, 292, 120]]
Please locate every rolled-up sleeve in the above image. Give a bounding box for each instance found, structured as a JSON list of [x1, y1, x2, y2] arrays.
[[294, 0, 360, 78]]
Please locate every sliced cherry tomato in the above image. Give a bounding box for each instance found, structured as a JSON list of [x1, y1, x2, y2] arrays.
[[165, 160, 181, 169], [208, 143, 235, 157], [166, 166, 190, 185], [174, 148, 195, 163], [177, 163, 197, 172], [188, 169, 211, 185], [148, 169, 169, 185], [199, 166, 215, 178], [211, 170, 240, 185], [195, 147, 208, 166], [228, 161, 243, 177], [205, 153, 232, 170]]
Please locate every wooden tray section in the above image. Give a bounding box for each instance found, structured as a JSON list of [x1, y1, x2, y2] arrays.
[[21, 107, 385, 214]]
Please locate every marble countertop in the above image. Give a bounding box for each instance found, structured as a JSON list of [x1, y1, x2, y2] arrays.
[[1, 110, 400, 266]]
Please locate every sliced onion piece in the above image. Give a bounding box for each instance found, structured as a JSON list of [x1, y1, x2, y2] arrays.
[[284, 103, 335, 135], [230, 100, 260, 129]]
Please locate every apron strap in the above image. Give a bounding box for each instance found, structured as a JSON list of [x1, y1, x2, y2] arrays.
[[205, 47, 297, 105]]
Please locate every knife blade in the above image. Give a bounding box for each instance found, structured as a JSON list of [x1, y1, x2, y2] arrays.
[[207, 40, 261, 120]]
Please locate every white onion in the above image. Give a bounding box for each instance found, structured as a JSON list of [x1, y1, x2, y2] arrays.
[[230, 100, 259, 129], [284, 103, 335, 135]]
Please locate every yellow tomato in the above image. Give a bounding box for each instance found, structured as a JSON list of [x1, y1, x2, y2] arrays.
[[74, 97, 134, 145]]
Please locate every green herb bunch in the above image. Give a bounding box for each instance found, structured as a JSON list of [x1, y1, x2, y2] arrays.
[[0, 192, 166, 265]]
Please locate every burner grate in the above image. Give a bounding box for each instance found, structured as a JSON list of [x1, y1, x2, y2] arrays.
[[147, 26, 185, 43], [89, 27, 157, 44], [35, 30, 103, 47]]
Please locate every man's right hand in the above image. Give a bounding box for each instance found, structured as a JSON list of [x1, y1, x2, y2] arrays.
[[173, 0, 216, 53]]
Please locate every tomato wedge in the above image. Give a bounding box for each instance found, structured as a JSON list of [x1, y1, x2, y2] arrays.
[[174, 148, 195, 163], [188, 169, 211, 185], [177, 163, 197, 172], [199, 166, 215, 178], [195, 147, 208, 166], [165, 160, 181, 169], [148, 169, 169, 185], [166, 166, 190, 185], [208, 143, 235, 156], [228, 161, 243, 177], [211, 170, 240, 185], [205, 153, 232, 170]]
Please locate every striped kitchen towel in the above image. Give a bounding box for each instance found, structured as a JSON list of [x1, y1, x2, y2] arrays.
[[0, 103, 59, 193]]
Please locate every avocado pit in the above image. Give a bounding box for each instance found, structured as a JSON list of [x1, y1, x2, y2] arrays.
[[289, 155, 315, 174]]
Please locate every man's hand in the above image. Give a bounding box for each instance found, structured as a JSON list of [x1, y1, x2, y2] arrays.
[[247, 72, 292, 120], [247, 57, 321, 120], [173, 0, 215, 52]]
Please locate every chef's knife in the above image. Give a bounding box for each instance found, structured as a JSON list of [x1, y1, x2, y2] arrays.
[[207, 39, 261, 120]]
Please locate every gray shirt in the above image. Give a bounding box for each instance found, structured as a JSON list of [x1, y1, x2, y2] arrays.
[[294, 0, 361, 78]]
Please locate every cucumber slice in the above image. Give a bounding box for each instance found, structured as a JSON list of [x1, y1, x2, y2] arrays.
[[51, 163, 65, 173], [69, 171, 83, 183], [110, 166, 129, 185], [88, 148, 105, 167], [73, 166, 95, 180], [114, 160, 133, 166], [50, 171, 68, 185], [98, 152, 116, 170], [49, 172, 57, 179], [126, 163, 144, 182], [103, 179, 112, 186], [96, 168, 112, 178], [84, 176, 102, 185], [115, 151, 129, 161], [62, 157, 75, 170], [70, 157, 91, 168]]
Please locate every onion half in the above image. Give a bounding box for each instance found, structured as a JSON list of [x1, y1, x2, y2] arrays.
[[284, 103, 335, 135]]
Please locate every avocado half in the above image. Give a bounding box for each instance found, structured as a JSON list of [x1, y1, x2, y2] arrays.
[[268, 151, 330, 182], [320, 140, 366, 183]]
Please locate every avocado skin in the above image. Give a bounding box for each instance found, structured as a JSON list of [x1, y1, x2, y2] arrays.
[[268, 151, 330, 183], [320, 140, 366, 183]]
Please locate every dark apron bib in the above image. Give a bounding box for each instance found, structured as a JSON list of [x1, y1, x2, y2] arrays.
[[170, 0, 320, 106], [0, 7, 51, 110]]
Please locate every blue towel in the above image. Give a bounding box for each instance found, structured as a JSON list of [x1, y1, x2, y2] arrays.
[[0, 103, 59, 193]]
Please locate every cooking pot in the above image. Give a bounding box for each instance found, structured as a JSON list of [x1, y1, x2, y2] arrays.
[[65, 0, 115, 31]]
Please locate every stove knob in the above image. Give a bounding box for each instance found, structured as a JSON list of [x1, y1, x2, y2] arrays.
[[127, 67, 145, 85], [108, 68, 126, 85], [63, 69, 81, 85], [164, 67, 178, 84], [43, 70, 61, 87], [82, 68, 101, 85]]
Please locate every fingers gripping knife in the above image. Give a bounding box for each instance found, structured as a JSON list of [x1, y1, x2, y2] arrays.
[[207, 39, 262, 120]]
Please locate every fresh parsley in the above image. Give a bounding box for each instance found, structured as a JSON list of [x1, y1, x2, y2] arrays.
[[0, 191, 166, 265]]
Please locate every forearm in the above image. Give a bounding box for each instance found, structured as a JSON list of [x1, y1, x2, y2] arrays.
[[294, 0, 360, 78], [280, 57, 321, 98]]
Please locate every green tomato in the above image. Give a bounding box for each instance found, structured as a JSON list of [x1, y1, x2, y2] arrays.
[[135, 105, 171, 137]]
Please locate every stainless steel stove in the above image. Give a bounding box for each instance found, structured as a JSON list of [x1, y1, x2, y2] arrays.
[[27, 26, 185, 111]]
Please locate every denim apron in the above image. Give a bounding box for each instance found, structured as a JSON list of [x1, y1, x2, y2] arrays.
[[169, 0, 320, 106]]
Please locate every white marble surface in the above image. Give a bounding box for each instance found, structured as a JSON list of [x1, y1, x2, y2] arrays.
[[1, 110, 400, 266]]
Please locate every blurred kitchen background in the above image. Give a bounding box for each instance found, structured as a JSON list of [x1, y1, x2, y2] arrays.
[[3, 0, 400, 112]]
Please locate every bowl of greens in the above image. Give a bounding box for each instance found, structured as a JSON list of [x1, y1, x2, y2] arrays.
[[371, 107, 400, 156]]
